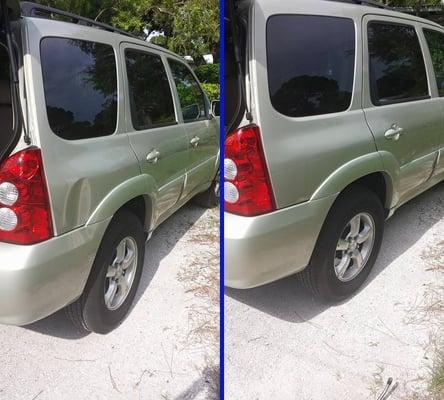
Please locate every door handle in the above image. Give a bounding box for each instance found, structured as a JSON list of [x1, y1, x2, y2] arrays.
[[190, 136, 200, 147], [146, 149, 160, 163], [384, 124, 405, 141]]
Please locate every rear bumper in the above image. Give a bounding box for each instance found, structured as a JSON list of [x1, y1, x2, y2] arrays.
[[0, 218, 111, 325], [224, 194, 337, 289]]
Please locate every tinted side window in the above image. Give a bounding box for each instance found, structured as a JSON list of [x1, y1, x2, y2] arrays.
[[168, 60, 207, 122], [40, 38, 117, 140], [125, 50, 176, 130], [266, 15, 355, 118], [423, 29, 444, 97], [368, 23, 429, 105]]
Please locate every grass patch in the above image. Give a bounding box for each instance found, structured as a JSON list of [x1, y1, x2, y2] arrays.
[[429, 347, 444, 399]]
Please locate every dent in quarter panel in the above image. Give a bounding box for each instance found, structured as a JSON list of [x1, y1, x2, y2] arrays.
[[64, 178, 92, 230], [40, 135, 141, 235], [258, 110, 378, 209], [86, 174, 156, 230]]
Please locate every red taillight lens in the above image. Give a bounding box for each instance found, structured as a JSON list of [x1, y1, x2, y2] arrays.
[[0, 147, 53, 244], [224, 124, 275, 216]]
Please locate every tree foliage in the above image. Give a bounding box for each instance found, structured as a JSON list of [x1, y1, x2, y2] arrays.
[[194, 63, 219, 84], [201, 82, 219, 101], [33, 0, 219, 62], [379, 0, 443, 15]]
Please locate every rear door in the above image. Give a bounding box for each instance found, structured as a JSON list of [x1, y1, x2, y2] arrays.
[[121, 43, 189, 221], [166, 58, 218, 199], [362, 15, 442, 204]]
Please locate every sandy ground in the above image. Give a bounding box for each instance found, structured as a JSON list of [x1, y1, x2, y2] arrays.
[[0, 205, 219, 400], [225, 182, 444, 400]]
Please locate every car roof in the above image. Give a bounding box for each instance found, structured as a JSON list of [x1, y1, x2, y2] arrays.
[[22, 15, 184, 60], [251, 0, 444, 30]]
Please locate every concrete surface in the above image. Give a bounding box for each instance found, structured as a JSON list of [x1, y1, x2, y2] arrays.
[[0, 204, 219, 400], [225, 183, 444, 400]]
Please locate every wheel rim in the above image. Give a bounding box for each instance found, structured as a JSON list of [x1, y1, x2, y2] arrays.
[[334, 212, 375, 282], [104, 236, 138, 310]]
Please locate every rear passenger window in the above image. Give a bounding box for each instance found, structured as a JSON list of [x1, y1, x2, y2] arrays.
[[168, 60, 207, 122], [125, 50, 176, 130], [41, 38, 117, 140], [368, 22, 429, 105], [266, 15, 355, 118], [423, 29, 444, 96]]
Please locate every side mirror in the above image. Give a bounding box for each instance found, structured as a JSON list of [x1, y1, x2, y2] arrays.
[[211, 100, 220, 117]]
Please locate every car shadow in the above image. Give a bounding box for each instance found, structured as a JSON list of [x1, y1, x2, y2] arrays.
[[225, 182, 443, 323], [174, 364, 219, 400], [23, 203, 207, 339]]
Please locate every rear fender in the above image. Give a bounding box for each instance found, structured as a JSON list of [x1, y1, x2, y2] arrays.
[[85, 174, 157, 230], [310, 152, 397, 209]]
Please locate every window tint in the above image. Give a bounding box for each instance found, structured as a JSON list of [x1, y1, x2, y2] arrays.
[[41, 38, 118, 140], [266, 15, 355, 118], [368, 22, 429, 105], [0, 43, 13, 152], [423, 29, 444, 97], [125, 50, 176, 130], [168, 60, 207, 122]]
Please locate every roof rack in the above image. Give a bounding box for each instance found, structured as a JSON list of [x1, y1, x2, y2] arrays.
[[325, 0, 390, 9], [20, 1, 138, 39]]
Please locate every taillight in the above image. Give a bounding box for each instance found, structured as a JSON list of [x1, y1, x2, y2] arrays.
[[224, 124, 275, 216], [0, 147, 53, 244]]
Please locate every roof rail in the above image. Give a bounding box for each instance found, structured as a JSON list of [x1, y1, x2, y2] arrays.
[[20, 1, 138, 39], [325, 0, 390, 9]]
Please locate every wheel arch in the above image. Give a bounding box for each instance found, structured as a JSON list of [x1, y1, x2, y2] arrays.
[[85, 175, 157, 232], [310, 152, 396, 212]]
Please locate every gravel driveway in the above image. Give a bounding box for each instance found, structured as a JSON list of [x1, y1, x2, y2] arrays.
[[225, 183, 444, 400], [0, 205, 219, 400]]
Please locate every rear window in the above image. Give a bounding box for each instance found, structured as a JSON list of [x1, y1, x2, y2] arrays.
[[125, 50, 176, 130], [266, 15, 355, 118], [423, 29, 444, 97], [168, 59, 208, 122], [368, 22, 429, 105], [41, 38, 118, 140]]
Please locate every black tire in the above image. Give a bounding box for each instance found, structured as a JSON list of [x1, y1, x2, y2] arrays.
[[66, 210, 145, 334], [300, 186, 385, 303], [195, 170, 220, 208]]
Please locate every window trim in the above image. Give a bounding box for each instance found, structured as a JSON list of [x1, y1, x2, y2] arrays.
[[265, 14, 357, 119], [124, 48, 178, 132], [39, 36, 119, 140], [367, 20, 431, 107], [166, 57, 210, 124]]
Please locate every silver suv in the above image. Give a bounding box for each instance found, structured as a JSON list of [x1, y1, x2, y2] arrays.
[[0, 1, 219, 333], [224, 0, 444, 301]]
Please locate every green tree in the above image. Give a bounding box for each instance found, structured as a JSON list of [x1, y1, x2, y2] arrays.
[[379, 0, 443, 15], [194, 63, 219, 84], [201, 83, 220, 101], [33, 0, 219, 63]]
